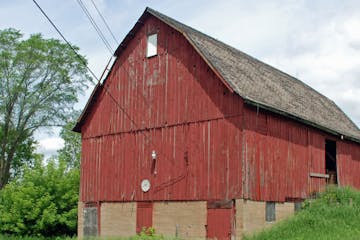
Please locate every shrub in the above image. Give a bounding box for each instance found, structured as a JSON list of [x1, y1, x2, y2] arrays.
[[0, 159, 79, 237], [129, 227, 164, 240]]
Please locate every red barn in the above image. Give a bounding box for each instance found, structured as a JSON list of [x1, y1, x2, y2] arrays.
[[74, 7, 360, 239]]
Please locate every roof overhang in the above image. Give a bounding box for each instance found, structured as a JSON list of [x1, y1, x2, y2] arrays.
[[73, 83, 102, 133], [243, 97, 360, 144]]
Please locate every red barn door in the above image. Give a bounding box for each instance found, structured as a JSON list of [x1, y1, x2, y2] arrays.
[[206, 200, 235, 240], [136, 202, 153, 233]]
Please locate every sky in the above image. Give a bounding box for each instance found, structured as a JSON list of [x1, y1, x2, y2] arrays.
[[1, 0, 360, 157]]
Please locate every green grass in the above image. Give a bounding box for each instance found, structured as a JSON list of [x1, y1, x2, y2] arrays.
[[0, 237, 176, 240], [0, 236, 168, 240], [0, 236, 75, 240], [0, 228, 177, 240], [0, 235, 177, 240], [0, 236, 174, 240], [244, 186, 360, 240]]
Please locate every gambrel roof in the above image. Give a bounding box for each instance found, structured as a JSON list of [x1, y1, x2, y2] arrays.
[[74, 7, 360, 142]]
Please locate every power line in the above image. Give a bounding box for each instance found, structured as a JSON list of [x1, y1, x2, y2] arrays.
[[32, 0, 185, 168], [31, 1, 139, 145], [89, 0, 119, 45], [76, 0, 114, 54], [32, 0, 99, 83], [31, 1, 147, 138]]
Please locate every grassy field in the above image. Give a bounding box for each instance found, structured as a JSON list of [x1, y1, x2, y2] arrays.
[[0, 231, 175, 240], [0, 236, 75, 240], [244, 186, 360, 240], [0, 237, 175, 240]]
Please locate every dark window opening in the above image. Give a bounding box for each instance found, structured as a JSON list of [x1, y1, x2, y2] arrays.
[[265, 202, 275, 222], [325, 139, 337, 184], [83, 207, 98, 237], [294, 202, 302, 212]]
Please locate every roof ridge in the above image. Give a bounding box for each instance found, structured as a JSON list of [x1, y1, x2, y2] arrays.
[[145, 7, 340, 110], [145, 7, 223, 43], [146, 7, 360, 140], [76, 7, 359, 141]]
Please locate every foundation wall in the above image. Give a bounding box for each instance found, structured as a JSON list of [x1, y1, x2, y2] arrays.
[[242, 200, 270, 235], [78, 200, 296, 239], [77, 202, 84, 239], [276, 202, 294, 221], [153, 201, 207, 239], [235, 199, 243, 239], [100, 202, 136, 237], [236, 199, 296, 239]]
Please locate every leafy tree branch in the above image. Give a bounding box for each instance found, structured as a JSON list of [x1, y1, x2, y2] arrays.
[[0, 28, 91, 188]]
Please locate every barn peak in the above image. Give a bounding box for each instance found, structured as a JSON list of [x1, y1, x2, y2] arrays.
[[75, 7, 360, 143]]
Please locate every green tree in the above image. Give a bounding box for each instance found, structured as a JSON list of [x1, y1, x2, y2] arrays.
[[0, 158, 79, 237], [0, 116, 83, 237], [0, 28, 90, 188], [57, 112, 81, 169], [0, 126, 40, 180]]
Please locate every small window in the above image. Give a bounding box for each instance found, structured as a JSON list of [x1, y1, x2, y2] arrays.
[[146, 33, 157, 57], [294, 202, 302, 212], [83, 207, 98, 236], [265, 202, 275, 222]]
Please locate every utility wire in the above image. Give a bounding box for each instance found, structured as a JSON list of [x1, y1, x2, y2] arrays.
[[89, 0, 119, 45], [31, 1, 139, 141], [32, 0, 99, 83], [76, 0, 114, 54], [32, 0, 185, 168], [31, 0, 148, 140]]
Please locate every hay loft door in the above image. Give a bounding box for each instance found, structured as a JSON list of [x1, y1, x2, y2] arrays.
[[325, 139, 337, 185]]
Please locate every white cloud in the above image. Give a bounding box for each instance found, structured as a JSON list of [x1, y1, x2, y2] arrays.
[[187, 0, 360, 127], [37, 137, 64, 158]]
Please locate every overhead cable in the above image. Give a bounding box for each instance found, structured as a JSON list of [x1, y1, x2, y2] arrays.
[[32, 0, 99, 83], [76, 0, 114, 54], [89, 0, 119, 45], [32, 0, 182, 165]]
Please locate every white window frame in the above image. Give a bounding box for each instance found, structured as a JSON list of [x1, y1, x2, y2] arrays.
[[146, 33, 157, 58]]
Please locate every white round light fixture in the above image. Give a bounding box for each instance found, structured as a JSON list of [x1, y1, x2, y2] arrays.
[[141, 179, 151, 192]]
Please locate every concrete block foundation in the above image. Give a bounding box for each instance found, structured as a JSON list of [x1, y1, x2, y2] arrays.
[[77, 202, 84, 239], [153, 201, 207, 239], [78, 199, 297, 239], [100, 202, 136, 237]]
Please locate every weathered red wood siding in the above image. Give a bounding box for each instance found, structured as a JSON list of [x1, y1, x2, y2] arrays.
[[80, 16, 243, 202], [242, 106, 328, 202], [136, 202, 153, 233], [81, 18, 241, 139], [338, 141, 360, 188], [81, 118, 243, 202], [308, 132, 326, 194], [80, 14, 360, 204], [206, 207, 234, 239]]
